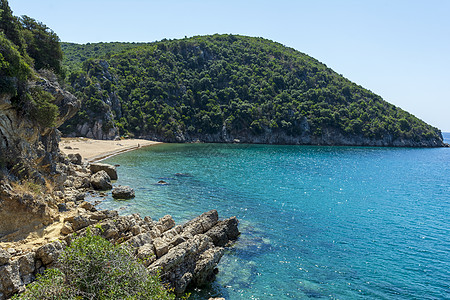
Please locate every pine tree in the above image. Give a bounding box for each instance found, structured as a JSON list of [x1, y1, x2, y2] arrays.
[[0, 0, 26, 53]]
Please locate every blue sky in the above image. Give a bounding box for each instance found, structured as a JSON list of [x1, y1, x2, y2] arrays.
[[10, 0, 450, 131]]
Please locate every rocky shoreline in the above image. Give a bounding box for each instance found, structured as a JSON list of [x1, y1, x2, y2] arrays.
[[0, 157, 239, 299]]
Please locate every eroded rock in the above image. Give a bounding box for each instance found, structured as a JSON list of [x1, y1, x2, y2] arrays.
[[90, 170, 112, 190], [90, 163, 118, 180], [112, 186, 135, 199]]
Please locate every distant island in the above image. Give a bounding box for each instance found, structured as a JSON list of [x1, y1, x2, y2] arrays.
[[60, 35, 444, 147]]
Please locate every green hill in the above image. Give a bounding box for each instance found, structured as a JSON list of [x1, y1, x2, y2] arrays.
[[60, 35, 444, 147]]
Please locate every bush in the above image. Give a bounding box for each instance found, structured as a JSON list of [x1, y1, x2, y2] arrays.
[[28, 87, 59, 128], [14, 230, 177, 300]]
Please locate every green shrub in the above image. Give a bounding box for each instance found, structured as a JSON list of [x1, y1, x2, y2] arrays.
[[28, 87, 59, 128], [14, 230, 176, 300], [0, 32, 32, 94]]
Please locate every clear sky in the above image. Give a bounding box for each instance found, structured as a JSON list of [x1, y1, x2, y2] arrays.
[[9, 0, 450, 131]]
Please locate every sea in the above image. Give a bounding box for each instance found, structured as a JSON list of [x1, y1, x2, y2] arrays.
[[97, 134, 450, 299]]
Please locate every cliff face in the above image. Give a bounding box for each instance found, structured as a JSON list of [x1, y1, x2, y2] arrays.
[[62, 60, 119, 140], [0, 74, 80, 239], [144, 123, 445, 147], [0, 75, 80, 182]]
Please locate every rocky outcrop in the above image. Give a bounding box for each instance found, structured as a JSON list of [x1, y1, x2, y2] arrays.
[[90, 163, 118, 180], [60, 60, 119, 140], [112, 185, 135, 199], [142, 122, 445, 147], [0, 183, 57, 239], [0, 74, 80, 181], [0, 207, 239, 299], [90, 170, 112, 191]]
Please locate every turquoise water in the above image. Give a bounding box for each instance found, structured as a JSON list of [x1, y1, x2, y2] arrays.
[[100, 143, 450, 299]]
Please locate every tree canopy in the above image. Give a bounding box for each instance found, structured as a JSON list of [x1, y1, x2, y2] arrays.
[[61, 35, 443, 146]]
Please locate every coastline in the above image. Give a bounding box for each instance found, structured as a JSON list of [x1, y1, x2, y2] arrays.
[[59, 137, 163, 162]]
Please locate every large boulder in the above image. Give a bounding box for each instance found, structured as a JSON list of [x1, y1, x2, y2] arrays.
[[90, 170, 112, 190], [0, 249, 10, 266], [112, 186, 135, 199], [0, 261, 21, 299], [90, 163, 117, 180], [35, 240, 66, 266], [206, 217, 240, 247]]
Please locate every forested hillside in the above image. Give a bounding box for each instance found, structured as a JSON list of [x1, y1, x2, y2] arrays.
[[60, 35, 444, 146]]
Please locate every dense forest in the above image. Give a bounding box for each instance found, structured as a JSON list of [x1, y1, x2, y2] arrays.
[[60, 35, 443, 146], [0, 0, 63, 128]]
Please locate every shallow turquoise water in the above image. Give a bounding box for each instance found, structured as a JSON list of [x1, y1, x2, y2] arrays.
[[100, 143, 450, 299]]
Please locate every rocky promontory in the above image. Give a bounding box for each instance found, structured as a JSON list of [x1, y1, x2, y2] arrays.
[[0, 203, 239, 299]]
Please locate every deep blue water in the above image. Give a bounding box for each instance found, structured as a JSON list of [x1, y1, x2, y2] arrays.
[[99, 142, 450, 299]]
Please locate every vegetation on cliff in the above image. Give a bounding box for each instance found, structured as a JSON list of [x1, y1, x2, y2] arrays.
[[60, 35, 443, 146], [0, 0, 62, 129]]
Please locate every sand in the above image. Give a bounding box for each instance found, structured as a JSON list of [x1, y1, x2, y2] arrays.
[[59, 137, 162, 162]]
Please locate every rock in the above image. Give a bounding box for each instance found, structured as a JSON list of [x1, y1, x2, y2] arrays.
[[153, 238, 170, 258], [148, 234, 221, 295], [156, 215, 176, 234], [183, 210, 219, 235], [79, 201, 95, 211], [58, 203, 68, 212], [90, 163, 118, 180], [0, 261, 21, 298], [193, 247, 225, 285], [60, 222, 74, 235], [125, 232, 153, 248], [112, 186, 135, 199], [157, 180, 168, 185], [0, 249, 11, 266], [70, 215, 94, 231], [90, 170, 112, 190], [206, 216, 240, 247], [35, 240, 65, 266], [68, 153, 82, 165], [136, 244, 156, 266], [18, 252, 36, 285]]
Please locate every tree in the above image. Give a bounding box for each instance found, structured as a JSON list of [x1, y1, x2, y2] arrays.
[[0, 0, 26, 53], [20, 15, 63, 75]]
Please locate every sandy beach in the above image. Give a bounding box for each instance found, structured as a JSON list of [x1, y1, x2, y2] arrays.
[[59, 137, 162, 162]]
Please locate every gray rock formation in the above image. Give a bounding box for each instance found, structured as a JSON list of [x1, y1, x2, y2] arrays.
[[146, 122, 445, 147], [61, 60, 119, 140], [0, 74, 80, 239], [0, 249, 10, 266], [90, 163, 117, 180], [67, 153, 82, 165], [0, 208, 239, 299], [90, 170, 112, 191], [112, 185, 135, 199]]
